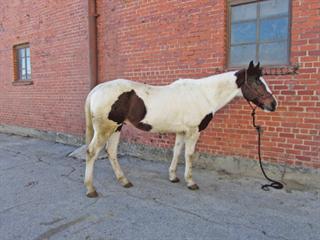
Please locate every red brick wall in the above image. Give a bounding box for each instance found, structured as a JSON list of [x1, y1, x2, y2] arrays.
[[1, 0, 319, 169], [0, 0, 90, 136], [97, 0, 319, 169]]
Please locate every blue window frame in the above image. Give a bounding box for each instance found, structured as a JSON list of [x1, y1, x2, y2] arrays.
[[229, 0, 290, 67]]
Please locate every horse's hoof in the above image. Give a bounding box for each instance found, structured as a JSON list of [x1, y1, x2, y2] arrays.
[[170, 177, 180, 183], [86, 190, 98, 198], [188, 184, 199, 190], [123, 182, 133, 188]]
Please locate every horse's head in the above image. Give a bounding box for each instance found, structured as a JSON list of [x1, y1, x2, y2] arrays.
[[235, 61, 277, 112]]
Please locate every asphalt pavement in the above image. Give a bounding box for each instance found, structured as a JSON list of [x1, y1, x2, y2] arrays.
[[0, 133, 319, 240]]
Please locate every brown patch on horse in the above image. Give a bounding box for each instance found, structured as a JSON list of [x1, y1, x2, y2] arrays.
[[198, 113, 213, 131], [115, 124, 123, 132], [108, 90, 152, 131]]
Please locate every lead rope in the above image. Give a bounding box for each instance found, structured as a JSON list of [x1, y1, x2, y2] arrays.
[[248, 101, 284, 191]]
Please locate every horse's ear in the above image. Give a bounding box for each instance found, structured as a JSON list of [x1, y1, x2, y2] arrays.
[[248, 61, 254, 70], [247, 61, 255, 74], [255, 62, 263, 76]]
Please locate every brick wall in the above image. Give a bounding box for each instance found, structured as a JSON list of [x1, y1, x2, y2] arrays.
[[97, 0, 319, 169], [0, 0, 90, 136], [0, 0, 318, 169]]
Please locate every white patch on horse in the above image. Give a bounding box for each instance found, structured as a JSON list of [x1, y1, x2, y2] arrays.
[[260, 76, 278, 109], [260, 77, 272, 94]]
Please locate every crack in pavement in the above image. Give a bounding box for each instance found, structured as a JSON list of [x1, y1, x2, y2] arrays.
[[40, 217, 66, 226], [81, 198, 100, 210], [33, 216, 88, 240], [0, 161, 35, 172], [120, 190, 293, 240], [24, 181, 39, 188], [36, 157, 51, 166], [61, 167, 76, 177], [60, 166, 82, 184], [0, 201, 33, 215], [0, 148, 33, 159]]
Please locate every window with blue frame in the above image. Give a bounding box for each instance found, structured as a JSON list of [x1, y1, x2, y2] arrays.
[[229, 0, 290, 67]]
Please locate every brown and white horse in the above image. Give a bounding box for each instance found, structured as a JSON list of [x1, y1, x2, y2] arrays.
[[84, 61, 277, 197]]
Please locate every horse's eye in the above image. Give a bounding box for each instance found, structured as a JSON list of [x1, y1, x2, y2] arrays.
[[256, 80, 262, 85]]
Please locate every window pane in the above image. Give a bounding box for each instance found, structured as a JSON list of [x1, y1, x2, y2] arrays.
[[230, 44, 256, 66], [231, 22, 256, 44], [19, 56, 25, 69], [259, 41, 288, 65], [231, 3, 257, 22], [260, 0, 289, 18], [21, 68, 27, 80], [260, 17, 288, 42], [27, 57, 31, 76], [19, 48, 25, 58], [26, 47, 30, 57]]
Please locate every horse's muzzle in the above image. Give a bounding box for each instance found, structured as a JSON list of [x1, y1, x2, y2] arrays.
[[264, 100, 277, 112]]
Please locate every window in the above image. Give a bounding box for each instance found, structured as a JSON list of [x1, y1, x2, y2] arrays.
[[229, 0, 290, 67], [14, 44, 32, 81]]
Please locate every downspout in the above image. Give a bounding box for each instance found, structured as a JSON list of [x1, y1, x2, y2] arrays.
[[88, 0, 98, 89]]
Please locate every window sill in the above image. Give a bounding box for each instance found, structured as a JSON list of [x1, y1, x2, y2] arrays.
[[12, 80, 33, 86], [227, 64, 299, 76]]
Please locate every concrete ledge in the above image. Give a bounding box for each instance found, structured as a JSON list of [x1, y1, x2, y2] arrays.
[[2, 124, 319, 190], [118, 142, 320, 191], [0, 124, 84, 146], [70, 141, 320, 191]]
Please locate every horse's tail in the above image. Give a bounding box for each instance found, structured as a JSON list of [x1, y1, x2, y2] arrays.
[[85, 95, 94, 145]]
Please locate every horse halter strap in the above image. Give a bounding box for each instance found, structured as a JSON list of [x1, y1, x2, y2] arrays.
[[243, 70, 272, 103], [244, 70, 284, 191]]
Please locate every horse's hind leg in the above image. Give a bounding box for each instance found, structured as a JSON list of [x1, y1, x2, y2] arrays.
[[106, 131, 133, 188], [169, 133, 184, 183], [84, 131, 110, 198]]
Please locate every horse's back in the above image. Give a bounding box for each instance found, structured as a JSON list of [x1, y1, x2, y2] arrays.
[[88, 78, 172, 106], [87, 79, 160, 117], [87, 78, 211, 132]]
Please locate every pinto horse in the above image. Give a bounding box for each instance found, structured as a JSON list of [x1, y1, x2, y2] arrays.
[[84, 61, 277, 197]]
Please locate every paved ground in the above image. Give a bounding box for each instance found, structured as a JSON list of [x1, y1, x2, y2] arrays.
[[0, 133, 319, 240]]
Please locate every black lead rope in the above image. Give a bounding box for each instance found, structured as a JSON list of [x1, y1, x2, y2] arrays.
[[249, 103, 284, 191]]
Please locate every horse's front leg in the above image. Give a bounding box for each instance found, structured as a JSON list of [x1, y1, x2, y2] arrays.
[[184, 131, 200, 190], [169, 133, 185, 183]]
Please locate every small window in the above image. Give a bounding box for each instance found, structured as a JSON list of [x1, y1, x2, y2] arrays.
[[14, 44, 32, 81], [229, 0, 290, 67]]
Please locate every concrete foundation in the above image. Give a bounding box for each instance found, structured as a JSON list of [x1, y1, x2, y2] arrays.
[[0, 124, 84, 146], [1, 124, 319, 191]]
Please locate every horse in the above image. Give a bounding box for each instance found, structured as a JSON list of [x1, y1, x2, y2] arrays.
[[84, 61, 277, 197]]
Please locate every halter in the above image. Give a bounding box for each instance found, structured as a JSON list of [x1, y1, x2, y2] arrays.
[[242, 69, 273, 103], [243, 70, 284, 191]]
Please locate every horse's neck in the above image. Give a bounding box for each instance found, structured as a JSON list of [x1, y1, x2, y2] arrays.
[[199, 71, 242, 113]]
